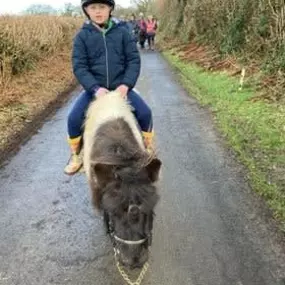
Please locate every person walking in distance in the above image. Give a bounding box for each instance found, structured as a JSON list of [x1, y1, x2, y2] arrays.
[[146, 15, 157, 50]]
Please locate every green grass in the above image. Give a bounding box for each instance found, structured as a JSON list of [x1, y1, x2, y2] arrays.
[[164, 51, 285, 230]]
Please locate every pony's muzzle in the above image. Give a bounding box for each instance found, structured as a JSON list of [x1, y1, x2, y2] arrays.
[[117, 248, 148, 270]]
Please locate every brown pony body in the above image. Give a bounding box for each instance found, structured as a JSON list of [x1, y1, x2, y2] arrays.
[[83, 92, 161, 268]]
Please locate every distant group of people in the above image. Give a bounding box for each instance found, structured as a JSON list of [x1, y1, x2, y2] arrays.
[[119, 13, 158, 50]]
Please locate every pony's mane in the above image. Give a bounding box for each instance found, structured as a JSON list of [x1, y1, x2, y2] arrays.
[[90, 117, 155, 169], [83, 91, 155, 179], [84, 91, 144, 150]]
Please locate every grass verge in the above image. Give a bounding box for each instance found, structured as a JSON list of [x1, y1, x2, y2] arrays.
[[164, 51, 285, 230]]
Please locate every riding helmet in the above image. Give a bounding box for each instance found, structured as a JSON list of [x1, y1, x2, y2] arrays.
[[81, 0, 115, 8]]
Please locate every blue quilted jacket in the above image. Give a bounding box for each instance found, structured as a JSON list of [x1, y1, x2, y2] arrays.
[[72, 19, 141, 95]]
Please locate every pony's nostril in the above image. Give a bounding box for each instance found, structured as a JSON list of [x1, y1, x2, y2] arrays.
[[132, 257, 143, 268], [128, 205, 139, 215]]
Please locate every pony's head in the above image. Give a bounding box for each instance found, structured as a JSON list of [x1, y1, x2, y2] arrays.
[[95, 157, 161, 269]]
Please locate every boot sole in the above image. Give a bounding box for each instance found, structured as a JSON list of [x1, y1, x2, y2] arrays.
[[64, 164, 83, 176]]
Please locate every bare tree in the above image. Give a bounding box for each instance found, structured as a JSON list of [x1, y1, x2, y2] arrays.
[[22, 4, 57, 15], [131, 0, 156, 14]]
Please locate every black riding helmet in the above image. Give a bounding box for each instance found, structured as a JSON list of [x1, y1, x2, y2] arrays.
[[81, 0, 115, 18]]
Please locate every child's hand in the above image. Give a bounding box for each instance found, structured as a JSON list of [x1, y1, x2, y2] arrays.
[[95, 87, 109, 98], [116, 85, 129, 99]]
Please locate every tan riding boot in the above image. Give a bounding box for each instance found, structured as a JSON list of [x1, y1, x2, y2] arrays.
[[64, 136, 83, 175], [142, 131, 155, 153]]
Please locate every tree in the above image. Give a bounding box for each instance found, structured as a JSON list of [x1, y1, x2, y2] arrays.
[[131, 0, 156, 15], [113, 5, 137, 18], [23, 4, 57, 15], [61, 2, 82, 17]]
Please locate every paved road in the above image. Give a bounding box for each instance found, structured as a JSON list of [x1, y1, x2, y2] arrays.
[[1, 52, 285, 285]]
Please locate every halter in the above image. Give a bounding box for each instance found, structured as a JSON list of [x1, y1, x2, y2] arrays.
[[104, 211, 153, 285], [113, 234, 148, 245], [105, 213, 152, 248]]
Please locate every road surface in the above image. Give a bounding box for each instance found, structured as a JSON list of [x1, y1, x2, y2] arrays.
[[1, 51, 285, 285]]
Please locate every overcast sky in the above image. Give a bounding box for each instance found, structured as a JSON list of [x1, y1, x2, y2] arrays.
[[0, 0, 131, 14]]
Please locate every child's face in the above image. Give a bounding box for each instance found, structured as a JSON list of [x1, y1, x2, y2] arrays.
[[85, 3, 111, 24]]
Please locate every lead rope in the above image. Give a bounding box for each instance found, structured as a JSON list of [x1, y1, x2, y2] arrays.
[[114, 250, 149, 285]]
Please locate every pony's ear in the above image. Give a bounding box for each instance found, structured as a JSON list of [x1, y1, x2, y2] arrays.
[[145, 158, 162, 182], [94, 163, 116, 186]]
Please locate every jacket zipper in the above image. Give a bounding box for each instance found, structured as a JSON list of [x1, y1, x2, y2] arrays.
[[102, 33, 109, 89]]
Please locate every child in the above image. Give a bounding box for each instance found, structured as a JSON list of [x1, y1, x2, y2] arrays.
[[64, 0, 154, 175]]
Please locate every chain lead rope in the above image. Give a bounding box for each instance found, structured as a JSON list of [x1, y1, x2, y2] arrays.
[[114, 251, 149, 285]]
